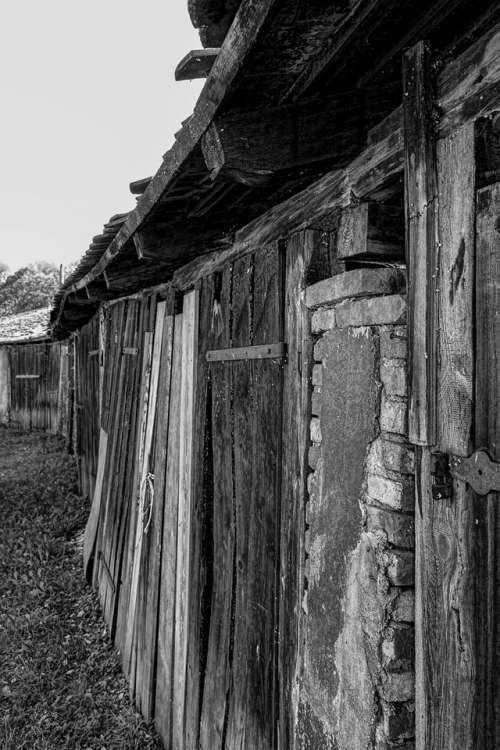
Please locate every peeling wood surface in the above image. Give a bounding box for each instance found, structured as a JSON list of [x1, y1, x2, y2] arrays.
[[436, 124, 475, 456]]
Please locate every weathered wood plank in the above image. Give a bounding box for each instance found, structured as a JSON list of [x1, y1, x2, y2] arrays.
[[123, 328, 154, 676], [132, 300, 166, 711], [280, 231, 313, 749], [155, 311, 183, 748], [415, 448, 477, 749], [199, 267, 235, 750], [403, 40, 439, 446], [135, 305, 175, 720], [83, 427, 108, 579], [184, 275, 218, 749], [438, 21, 500, 137], [225, 247, 282, 749], [175, 48, 219, 81], [436, 123, 475, 456], [337, 201, 403, 259], [475, 179, 500, 745], [172, 289, 199, 748]]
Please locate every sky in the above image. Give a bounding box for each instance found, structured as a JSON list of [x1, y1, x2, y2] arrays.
[[0, 1, 203, 273]]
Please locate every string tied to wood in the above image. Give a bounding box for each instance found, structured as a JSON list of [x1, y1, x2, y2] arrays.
[[141, 472, 155, 534]]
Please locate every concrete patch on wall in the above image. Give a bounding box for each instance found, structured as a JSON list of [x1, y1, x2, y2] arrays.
[[301, 326, 379, 745]]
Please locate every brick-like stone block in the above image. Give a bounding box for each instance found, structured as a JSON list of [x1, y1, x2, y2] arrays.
[[367, 437, 415, 476], [379, 671, 415, 702], [310, 417, 322, 443], [335, 294, 407, 328], [391, 590, 415, 623], [311, 388, 322, 416], [305, 268, 406, 309], [380, 396, 407, 436], [311, 364, 323, 386], [366, 506, 414, 549], [386, 551, 415, 586], [308, 445, 321, 470], [380, 326, 407, 359], [381, 361, 407, 397], [382, 625, 415, 666], [366, 473, 414, 512], [311, 307, 336, 333], [381, 701, 415, 741]]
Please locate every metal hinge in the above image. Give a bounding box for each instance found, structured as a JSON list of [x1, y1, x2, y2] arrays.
[[431, 453, 453, 500], [449, 450, 500, 496]]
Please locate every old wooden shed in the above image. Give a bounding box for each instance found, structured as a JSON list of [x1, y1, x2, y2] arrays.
[[50, 1, 500, 748], [0, 308, 69, 433]]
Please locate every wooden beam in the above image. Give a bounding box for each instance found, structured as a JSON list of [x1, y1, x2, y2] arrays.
[[133, 232, 145, 260], [172, 121, 404, 291], [175, 49, 220, 81], [403, 41, 439, 446], [201, 93, 364, 185], [129, 177, 152, 195], [52, 16, 500, 340], [337, 201, 404, 260]]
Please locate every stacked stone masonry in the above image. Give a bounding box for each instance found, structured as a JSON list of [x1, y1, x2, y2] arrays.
[[301, 268, 415, 750]]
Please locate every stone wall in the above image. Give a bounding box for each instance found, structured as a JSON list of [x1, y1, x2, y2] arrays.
[[298, 268, 415, 750]]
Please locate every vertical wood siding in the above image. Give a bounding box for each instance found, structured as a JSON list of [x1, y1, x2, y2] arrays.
[[80, 240, 306, 749], [2, 341, 69, 435]]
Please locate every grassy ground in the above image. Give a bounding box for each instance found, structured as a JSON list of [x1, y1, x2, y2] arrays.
[[0, 428, 163, 750]]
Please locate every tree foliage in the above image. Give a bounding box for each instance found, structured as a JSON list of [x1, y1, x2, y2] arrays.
[[0, 262, 61, 316]]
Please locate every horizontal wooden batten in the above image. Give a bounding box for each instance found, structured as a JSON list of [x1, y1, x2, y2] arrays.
[[15, 374, 40, 379], [206, 342, 287, 362]]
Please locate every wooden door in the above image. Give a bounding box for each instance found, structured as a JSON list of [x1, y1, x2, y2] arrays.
[[414, 112, 500, 748], [198, 248, 284, 750]]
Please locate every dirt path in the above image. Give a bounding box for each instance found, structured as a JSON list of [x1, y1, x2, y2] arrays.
[[0, 428, 162, 750]]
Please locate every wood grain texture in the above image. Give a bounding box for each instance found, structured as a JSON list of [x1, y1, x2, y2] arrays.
[[415, 448, 477, 750], [199, 267, 235, 750], [279, 232, 313, 750], [138, 305, 175, 720], [403, 41, 438, 446], [436, 123, 475, 456], [475, 180, 500, 746], [172, 289, 199, 749], [155, 312, 183, 748], [83, 427, 109, 579], [184, 275, 219, 749]]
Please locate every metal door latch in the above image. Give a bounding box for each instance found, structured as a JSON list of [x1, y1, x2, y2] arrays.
[[449, 450, 500, 496]]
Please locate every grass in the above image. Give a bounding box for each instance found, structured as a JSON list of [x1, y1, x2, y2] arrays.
[[0, 428, 163, 750]]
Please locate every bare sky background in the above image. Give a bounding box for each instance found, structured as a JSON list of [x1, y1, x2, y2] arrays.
[[0, 1, 203, 273]]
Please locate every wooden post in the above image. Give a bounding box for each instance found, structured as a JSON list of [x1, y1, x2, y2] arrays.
[[403, 40, 439, 447]]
